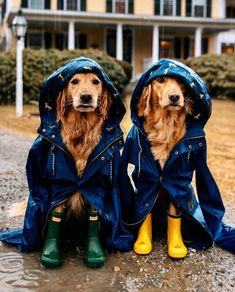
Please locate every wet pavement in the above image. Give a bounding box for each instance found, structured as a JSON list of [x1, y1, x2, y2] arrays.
[[0, 127, 235, 292]]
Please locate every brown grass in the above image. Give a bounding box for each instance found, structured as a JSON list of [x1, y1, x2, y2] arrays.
[[0, 105, 40, 138]]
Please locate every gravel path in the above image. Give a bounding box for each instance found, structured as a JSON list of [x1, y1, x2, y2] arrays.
[[0, 128, 235, 292]]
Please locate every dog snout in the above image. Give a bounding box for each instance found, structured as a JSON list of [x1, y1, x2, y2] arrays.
[[80, 93, 92, 103], [168, 93, 180, 103]]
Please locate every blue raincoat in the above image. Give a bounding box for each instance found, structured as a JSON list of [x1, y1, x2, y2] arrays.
[[0, 57, 133, 252], [120, 59, 235, 253]]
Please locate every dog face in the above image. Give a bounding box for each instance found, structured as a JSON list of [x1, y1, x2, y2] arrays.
[[57, 72, 112, 120], [67, 73, 103, 112], [138, 76, 190, 117]]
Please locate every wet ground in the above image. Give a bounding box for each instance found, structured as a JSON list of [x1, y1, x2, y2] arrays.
[[1, 99, 235, 292]]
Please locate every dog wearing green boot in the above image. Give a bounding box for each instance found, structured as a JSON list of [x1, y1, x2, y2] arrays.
[[0, 57, 134, 268]]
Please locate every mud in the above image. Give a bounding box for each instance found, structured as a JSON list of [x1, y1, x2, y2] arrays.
[[0, 127, 235, 292]]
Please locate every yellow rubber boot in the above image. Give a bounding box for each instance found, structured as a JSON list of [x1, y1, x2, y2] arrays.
[[134, 213, 152, 255], [167, 214, 188, 259]]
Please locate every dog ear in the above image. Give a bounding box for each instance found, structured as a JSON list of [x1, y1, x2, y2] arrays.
[[138, 84, 151, 117], [56, 89, 67, 121], [99, 88, 112, 119]]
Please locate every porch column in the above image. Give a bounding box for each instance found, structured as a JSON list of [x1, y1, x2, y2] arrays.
[[68, 21, 75, 50], [152, 25, 159, 63], [116, 23, 123, 60], [195, 27, 203, 57]]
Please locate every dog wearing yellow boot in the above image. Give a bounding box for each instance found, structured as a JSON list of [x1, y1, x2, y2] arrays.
[[121, 59, 235, 260], [133, 75, 191, 258]]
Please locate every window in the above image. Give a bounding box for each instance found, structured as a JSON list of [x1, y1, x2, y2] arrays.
[[27, 32, 44, 49], [222, 43, 234, 54], [186, 0, 210, 17], [226, 0, 235, 18], [155, 0, 181, 16], [106, 0, 133, 14], [55, 33, 68, 50], [28, 0, 44, 9], [106, 28, 132, 63], [57, 0, 86, 11]]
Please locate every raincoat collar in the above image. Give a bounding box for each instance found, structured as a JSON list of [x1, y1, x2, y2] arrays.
[[131, 59, 212, 134], [37, 57, 125, 154]]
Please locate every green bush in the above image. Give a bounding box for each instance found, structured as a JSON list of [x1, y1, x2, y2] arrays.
[[0, 49, 132, 104], [186, 54, 235, 99]]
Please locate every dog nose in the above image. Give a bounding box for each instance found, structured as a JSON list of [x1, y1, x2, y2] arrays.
[[169, 94, 180, 103], [80, 93, 92, 103]]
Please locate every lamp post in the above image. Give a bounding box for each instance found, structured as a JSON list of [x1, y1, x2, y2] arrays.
[[11, 9, 27, 117]]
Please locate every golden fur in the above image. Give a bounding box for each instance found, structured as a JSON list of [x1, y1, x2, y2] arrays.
[[138, 76, 192, 169], [56, 73, 112, 215], [9, 73, 112, 218]]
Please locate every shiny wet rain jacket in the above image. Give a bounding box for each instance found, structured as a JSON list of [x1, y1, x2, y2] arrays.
[[120, 59, 235, 253], [0, 57, 133, 252]]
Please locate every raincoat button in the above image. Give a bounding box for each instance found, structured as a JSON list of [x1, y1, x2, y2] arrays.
[[101, 156, 105, 161], [188, 145, 192, 149], [119, 140, 123, 145], [175, 151, 179, 155], [42, 128, 46, 133], [112, 146, 115, 150], [159, 176, 162, 182], [51, 134, 55, 139], [199, 142, 203, 147]]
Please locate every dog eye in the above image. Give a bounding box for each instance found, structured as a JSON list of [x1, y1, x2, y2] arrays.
[[92, 78, 100, 85], [156, 77, 165, 83], [71, 78, 79, 85]]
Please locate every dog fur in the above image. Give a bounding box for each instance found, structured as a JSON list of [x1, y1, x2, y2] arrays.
[[56, 73, 112, 215], [138, 76, 193, 169], [9, 73, 112, 218]]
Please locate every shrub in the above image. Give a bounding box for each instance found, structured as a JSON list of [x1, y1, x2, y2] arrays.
[[186, 54, 235, 99], [0, 49, 132, 104]]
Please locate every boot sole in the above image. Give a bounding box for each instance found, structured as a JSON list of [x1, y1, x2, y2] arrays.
[[40, 256, 63, 268], [83, 258, 105, 268]]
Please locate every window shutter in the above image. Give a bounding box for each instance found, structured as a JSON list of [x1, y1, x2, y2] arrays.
[[186, 0, 191, 17], [80, 0, 86, 11], [45, 0, 51, 9], [176, 0, 181, 16], [206, 0, 211, 17], [129, 0, 134, 14], [57, 0, 64, 10], [155, 0, 160, 15], [107, 0, 112, 12], [21, 0, 28, 8]]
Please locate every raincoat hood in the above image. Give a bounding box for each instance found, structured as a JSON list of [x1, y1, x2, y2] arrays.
[[131, 59, 211, 131], [38, 56, 126, 149]]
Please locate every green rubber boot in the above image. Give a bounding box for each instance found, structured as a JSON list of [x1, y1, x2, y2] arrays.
[[83, 210, 106, 268], [40, 210, 63, 268]]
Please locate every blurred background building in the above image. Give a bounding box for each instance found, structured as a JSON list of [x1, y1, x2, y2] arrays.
[[0, 0, 235, 75]]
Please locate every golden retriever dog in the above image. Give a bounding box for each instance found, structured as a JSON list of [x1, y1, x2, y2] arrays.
[[133, 75, 193, 258], [56, 72, 112, 214], [138, 76, 192, 169]]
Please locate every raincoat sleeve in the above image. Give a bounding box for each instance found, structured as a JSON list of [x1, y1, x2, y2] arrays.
[[195, 143, 235, 253]]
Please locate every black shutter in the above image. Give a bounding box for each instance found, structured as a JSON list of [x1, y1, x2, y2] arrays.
[[186, 0, 191, 17], [107, 0, 112, 12], [80, 0, 86, 11], [154, 0, 160, 15], [21, 0, 28, 8], [45, 0, 51, 9], [174, 37, 181, 58], [183, 37, 190, 59], [128, 0, 133, 14], [79, 34, 87, 49], [45, 32, 52, 48], [206, 0, 211, 17], [176, 0, 181, 16], [57, 0, 64, 10]]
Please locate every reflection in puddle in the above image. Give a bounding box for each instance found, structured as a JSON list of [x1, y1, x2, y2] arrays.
[[0, 251, 42, 291]]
